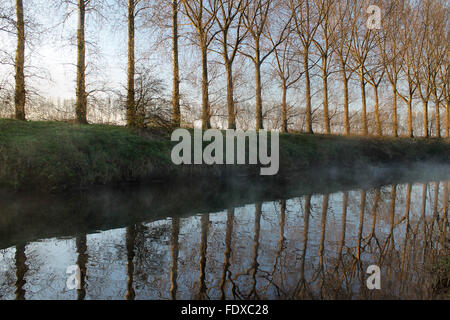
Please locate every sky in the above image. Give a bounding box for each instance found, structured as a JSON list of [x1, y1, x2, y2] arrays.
[[1, 0, 176, 100]]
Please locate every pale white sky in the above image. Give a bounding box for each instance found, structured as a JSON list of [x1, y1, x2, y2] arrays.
[[1, 0, 176, 100]]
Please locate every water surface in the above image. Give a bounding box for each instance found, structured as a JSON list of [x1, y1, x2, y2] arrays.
[[0, 165, 449, 300]]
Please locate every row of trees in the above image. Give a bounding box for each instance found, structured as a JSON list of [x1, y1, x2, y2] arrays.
[[1, 0, 448, 137]]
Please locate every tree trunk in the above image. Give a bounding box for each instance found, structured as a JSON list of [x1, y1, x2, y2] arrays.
[[225, 60, 235, 129], [76, 0, 87, 124], [14, 0, 25, 121], [392, 85, 398, 137], [360, 68, 368, 136], [373, 85, 382, 136], [126, 0, 136, 127], [407, 92, 413, 138], [200, 35, 210, 130], [342, 71, 350, 135], [446, 100, 449, 138], [171, 0, 181, 127], [304, 52, 312, 133], [322, 57, 330, 134], [423, 99, 429, 138], [255, 44, 263, 130], [281, 80, 287, 133], [434, 97, 441, 138]]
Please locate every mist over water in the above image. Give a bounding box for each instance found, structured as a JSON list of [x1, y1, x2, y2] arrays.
[[0, 163, 449, 300]]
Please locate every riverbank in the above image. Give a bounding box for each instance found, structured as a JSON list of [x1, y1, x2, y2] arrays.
[[0, 119, 449, 192]]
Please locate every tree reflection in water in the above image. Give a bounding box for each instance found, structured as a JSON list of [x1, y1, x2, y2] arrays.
[[0, 181, 448, 300]]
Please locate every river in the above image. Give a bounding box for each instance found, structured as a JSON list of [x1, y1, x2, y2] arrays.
[[0, 164, 449, 299]]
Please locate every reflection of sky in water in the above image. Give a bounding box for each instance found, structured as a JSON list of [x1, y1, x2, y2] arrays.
[[0, 182, 447, 300]]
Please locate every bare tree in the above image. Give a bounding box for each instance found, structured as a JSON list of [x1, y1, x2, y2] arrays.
[[330, 0, 355, 135], [270, 15, 302, 133], [398, 1, 418, 138], [75, 0, 88, 124], [365, 42, 385, 136], [125, 0, 151, 128], [271, 41, 301, 133], [412, 0, 436, 138], [439, 62, 449, 138], [171, 0, 181, 127], [289, 0, 323, 133], [348, 0, 379, 136], [58, 0, 107, 124], [212, 0, 247, 129], [429, 2, 447, 138], [126, 0, 136, 127], [135, 65, 171, 127], [313, 0, 336, 134], [182, 0, 219, 130], [379, 1, 402, 137], [241, 0, 289, 130], [139, 0, 182, 127]]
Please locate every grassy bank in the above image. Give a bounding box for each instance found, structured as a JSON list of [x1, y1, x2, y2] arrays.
[[0, 119, 449, 192]]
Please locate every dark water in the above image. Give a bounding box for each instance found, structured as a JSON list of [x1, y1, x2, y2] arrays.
[[0, 165, 449, 300]]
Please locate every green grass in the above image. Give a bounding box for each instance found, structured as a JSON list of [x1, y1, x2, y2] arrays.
[[0, 119, 448, 192], [278, 131, 449, 172], [0, 119, 173, 191]]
